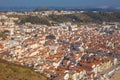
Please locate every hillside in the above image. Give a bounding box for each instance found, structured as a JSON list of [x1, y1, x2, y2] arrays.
[[0, 59, 47, 80], [16, 12, 120, 25]]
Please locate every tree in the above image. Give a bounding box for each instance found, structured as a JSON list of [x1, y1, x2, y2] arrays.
[[46, 34, 56, 40]]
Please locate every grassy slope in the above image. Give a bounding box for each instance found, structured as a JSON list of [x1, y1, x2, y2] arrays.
[[0, 59, 47, 80]]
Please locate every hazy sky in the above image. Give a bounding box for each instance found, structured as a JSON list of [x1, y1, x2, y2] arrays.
[[0, 0, 120, 8]]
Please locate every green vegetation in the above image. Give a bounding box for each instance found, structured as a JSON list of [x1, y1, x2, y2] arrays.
[[84, 12, 120, 23], [0, 30, 10, 40], [0, 59, 47, 80], [46, 34, 56, 39], [0, 33, 7, 40], [34, 8, 51, 11], [10, 12, 120, 25], [20, 16, 51, 26], [49, 12, 120, 24]]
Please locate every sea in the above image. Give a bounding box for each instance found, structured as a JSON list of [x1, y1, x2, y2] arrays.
[[0, 7, 37, 12], [0, 7, 120, 12]]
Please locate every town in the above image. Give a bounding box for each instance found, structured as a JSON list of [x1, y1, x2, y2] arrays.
[[0, 11, 120, 80]]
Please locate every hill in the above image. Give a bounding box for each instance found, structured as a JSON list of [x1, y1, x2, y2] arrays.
[[0, 59, 47, 80], [18, 12, 120, 25]]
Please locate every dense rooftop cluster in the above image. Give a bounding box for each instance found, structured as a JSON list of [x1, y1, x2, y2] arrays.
[[0, 12, 120, 80]]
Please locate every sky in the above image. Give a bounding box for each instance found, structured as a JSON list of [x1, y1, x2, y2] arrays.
[[0, 0, 120, 8]]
